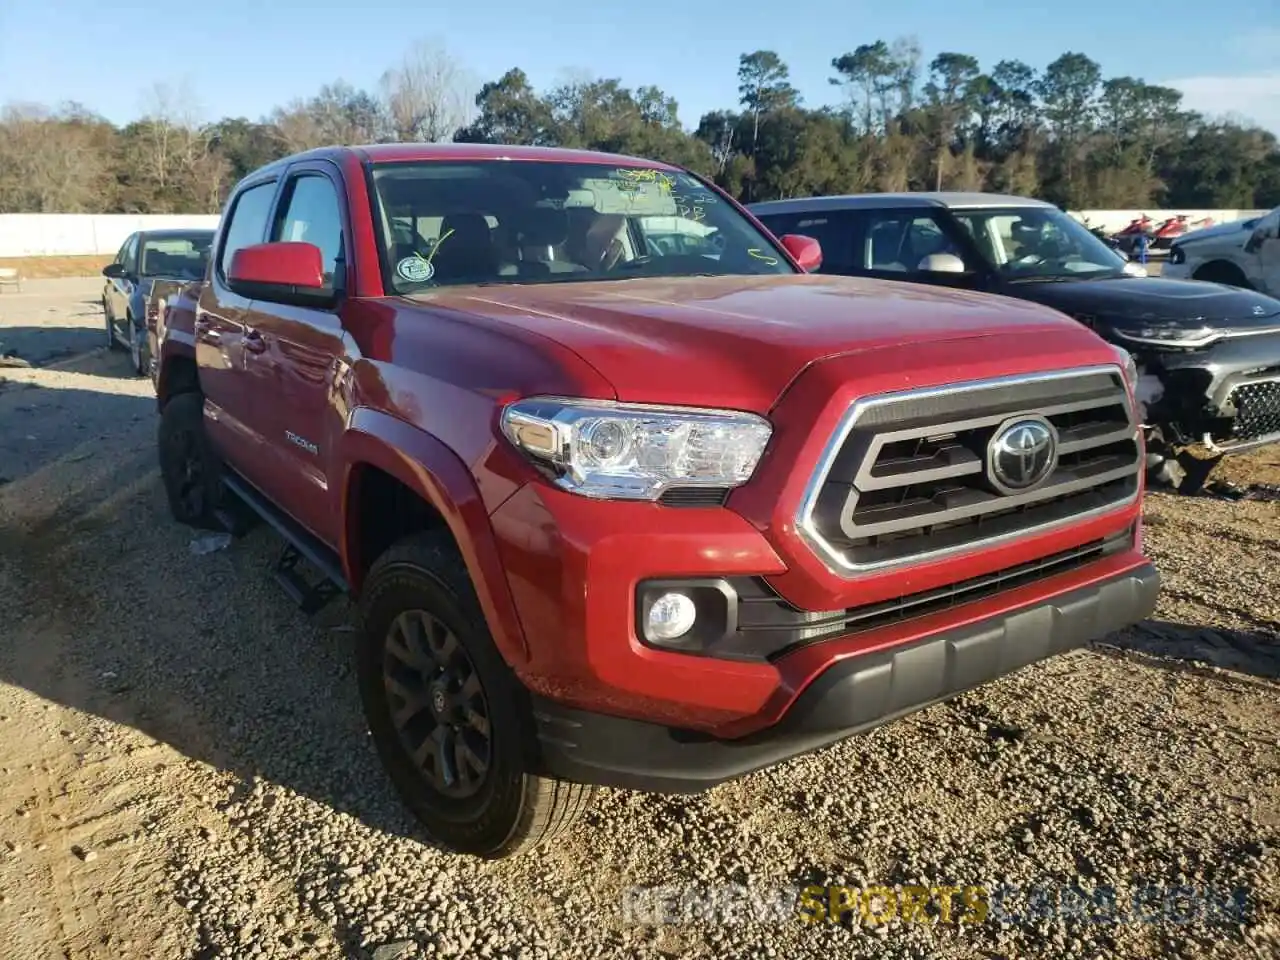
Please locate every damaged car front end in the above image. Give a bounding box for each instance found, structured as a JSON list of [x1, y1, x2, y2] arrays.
[[1077, 287, 1280, 491]]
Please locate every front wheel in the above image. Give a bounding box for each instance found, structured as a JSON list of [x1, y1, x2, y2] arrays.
[[104, 300, 126, 352], [357, 532, 595, 858]]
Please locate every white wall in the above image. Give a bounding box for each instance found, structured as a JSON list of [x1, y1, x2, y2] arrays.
[[1066, 209, 1269, 234], [0, 208, 1273, 259], [0, 214, 221, 258]]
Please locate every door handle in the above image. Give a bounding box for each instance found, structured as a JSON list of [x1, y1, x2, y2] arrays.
[[243, 329, 267, 354], [193, 314, 220, 343]]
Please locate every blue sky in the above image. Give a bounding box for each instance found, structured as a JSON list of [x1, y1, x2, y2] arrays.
[[2, 0, 1279, 133]]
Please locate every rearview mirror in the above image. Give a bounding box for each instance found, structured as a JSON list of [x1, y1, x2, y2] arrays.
[[228, 242, 333, 307], [102, 263, 125, 279], [780, 234, 822, 272]]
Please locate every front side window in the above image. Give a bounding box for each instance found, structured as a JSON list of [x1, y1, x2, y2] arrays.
[[951, 208, 1128, 280], [370, 161, 796, 292], [272, 175, 345, 291], [859, 212, 971, 274], [120, 234, 140, 273], [218, 181, 277, 278], [139, 233, 213, 280]]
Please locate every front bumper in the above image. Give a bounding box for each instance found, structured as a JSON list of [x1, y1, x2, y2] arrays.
[[1124, 329, 1280, 451], [531, 562, 1160, 793]]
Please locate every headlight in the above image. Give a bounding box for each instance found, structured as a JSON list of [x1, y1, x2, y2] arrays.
[[500, 397, 773, 500], [1109, 345, 1138, 390], [1168, 245, 1185, 265], [1111, 325, 1222, 348]]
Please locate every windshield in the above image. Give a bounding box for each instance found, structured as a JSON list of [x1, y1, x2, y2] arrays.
[[950, 207, 1128, 281], [139, 233, 212, 279], [369, 161, 795, 291]]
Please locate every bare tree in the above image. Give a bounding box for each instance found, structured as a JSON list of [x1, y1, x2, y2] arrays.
[[380, 39, 477, 142], [0, 103, 112, 212], [137, 80, 205, 193]]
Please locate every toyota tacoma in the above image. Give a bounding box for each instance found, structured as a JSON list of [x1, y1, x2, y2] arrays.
[[154, 145, 1159, 858]]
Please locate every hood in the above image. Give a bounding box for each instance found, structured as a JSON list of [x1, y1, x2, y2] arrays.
[[1175, 218, 1255, 246], [407, 274, 1108, 410], [1008, 276, 1280, 330]]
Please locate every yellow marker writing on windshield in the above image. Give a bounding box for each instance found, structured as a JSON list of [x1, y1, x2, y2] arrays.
[[747, 248, 779, 266], [418, 228, 455, 270]]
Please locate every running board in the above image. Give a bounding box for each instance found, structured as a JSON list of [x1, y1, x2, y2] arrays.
[[220, 472, 348, 614]]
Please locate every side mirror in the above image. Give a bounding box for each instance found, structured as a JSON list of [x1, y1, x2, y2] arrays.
[[228, 241, 333, 307], [780, 234, 822, 272], [916, 253, 967, 274], [102, 263, 125, 279]]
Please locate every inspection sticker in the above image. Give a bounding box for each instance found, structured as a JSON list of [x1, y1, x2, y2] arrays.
[[396, 257, 435, 283]]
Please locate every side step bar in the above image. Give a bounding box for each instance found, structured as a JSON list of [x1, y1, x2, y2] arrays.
[[220, 472, 349, 614]]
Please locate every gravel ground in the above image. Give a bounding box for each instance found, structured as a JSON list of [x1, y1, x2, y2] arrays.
[[1, 278, 1277, 960]]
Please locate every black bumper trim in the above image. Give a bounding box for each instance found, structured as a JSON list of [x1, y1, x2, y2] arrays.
[[531, 562, 1160, 794]]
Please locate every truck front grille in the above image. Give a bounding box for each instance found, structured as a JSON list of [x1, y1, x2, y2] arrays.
[[1228, 379, 1280, 442], [798, 367, 1141, 573]]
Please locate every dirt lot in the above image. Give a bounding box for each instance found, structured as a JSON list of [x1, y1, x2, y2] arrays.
[[1, 278, 1276, 960], [0, 256, 114, 282]]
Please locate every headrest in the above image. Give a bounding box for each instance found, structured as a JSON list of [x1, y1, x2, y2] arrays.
[[512, 206, 569, 246], [440, 214, 491, 246]]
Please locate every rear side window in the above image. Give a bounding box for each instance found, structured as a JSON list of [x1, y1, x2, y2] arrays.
[[755, 211, 856, 274], [272, 175, 345, 292], [218, 181, 277, 278]]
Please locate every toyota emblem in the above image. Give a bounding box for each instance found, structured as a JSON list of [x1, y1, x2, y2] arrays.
[[987, 417, 1058, 494]]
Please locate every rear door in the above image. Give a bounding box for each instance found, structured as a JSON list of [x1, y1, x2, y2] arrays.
[[195, 178, 280, 479], [238, 161, 353, 545], [753, 210, 858, 275]]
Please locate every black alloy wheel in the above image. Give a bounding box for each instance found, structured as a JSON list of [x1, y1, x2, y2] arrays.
[[383, 609, 492, 799]]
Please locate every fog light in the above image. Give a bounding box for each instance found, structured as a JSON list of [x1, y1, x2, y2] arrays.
[[646, 592, 697, 642]]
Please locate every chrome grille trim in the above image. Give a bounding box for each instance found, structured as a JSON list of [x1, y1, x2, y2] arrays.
[[796, 365, 1141, 578]]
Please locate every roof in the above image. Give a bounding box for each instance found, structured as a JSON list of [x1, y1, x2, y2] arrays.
[[256, 142, 679, 173], [138, 227, 216, 238], [748, 192, 1056, 215]]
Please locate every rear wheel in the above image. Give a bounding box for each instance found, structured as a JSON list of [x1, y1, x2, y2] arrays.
[[357, 532, 595, 858], [157, 391, 222, 528]]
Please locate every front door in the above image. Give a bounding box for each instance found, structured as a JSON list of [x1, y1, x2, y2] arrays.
[[195, 178, 280, 482], [108, 234, 139, 332], [1255, 209, 1280, 297], [859, 210, 986, 291], [238, 163, 352, 547]]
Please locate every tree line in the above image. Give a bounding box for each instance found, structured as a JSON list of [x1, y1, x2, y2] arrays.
[[2, 37, 1277, 216]]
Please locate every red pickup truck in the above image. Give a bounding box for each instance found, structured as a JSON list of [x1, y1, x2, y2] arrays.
[[154, 143, 1159, 858]]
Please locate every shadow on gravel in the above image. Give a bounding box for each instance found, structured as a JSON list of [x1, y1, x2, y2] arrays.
[[1098, 620, 1280, 681], [0, 382, 430, 850], [0, 381, 153, 485], [0, 324, 116, 370]]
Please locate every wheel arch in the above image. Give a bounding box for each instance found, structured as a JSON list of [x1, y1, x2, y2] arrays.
[[1192, 258, 1251, 287], [338, 409, 530, 667]]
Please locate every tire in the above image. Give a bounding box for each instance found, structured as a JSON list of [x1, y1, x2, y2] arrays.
[[128, 314, 151, 378], [356, 531, 595, 858], [104, 300, 126, 352], [1193, 261, 1252, 289], [157, 391, 222, 528]]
